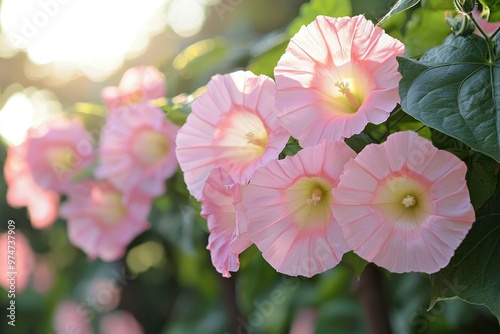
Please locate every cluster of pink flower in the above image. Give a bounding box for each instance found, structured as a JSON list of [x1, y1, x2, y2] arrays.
[[4, 66, 179, 261], [176, 15, 475, 277]]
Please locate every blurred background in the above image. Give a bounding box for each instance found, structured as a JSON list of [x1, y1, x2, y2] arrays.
[[0, 0, 499, 333]]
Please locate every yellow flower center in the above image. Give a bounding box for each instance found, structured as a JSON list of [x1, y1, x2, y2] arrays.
[[306, 188, 323, 206], [45, 146, 79, 176], [334, 80, 363, 112], [93, 188, 127, 226], [245, 131, 268, 148], [315, 62, 372, 115], [132, 129, 170, 166], [213, 110, 269, 163], [286, 177, 333, 229], [372, 176, 431, 225], [401, 194, 417, 208]]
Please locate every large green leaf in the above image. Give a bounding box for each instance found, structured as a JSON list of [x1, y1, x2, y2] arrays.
[[287, 0, 351, 36], [466, 153, 498, 210], [480, 0, 500, 22], [398, 33, 500, 162], [430, 214, 500, 323], [379, 0, 421, 24]]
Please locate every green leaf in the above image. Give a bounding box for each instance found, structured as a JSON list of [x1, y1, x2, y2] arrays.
[[480, 0, 500, 22], [342, 251, 368, 277], [247, 36, 288, 77], [403, 8, 453, 57], [162, 104, 190, 126], [344, 132, 378, 153], [430, 214, 500, 323], [466, 153, 497, 210], [398, 33, 500, 162], [421, 0, 457, 10], [379, 0, 421, 24], [287, 0, 351, 36]]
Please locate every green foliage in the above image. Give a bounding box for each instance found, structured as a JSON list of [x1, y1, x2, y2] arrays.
[[398, 33, 500, 162], [430, 214, 500, 323], [379, 0, 421, 24], [480, 0, 500, 21], [403, 8, 453, 57], [247, 38, 288, 78], [287, 0, 352, 36], [466, 153, 498, 210]]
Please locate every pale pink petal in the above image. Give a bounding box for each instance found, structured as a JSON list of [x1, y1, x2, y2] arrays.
[[60, 180, 151, 261], [95, 102, 179, 201], [102, 66, 166, 110], [176, 70, 290, 200], [275, 15, 404, 146], [201, 168, 252, 277], [99, 311, 144, 334], [53, 300, 94, 334], [0, 232, 35, 293], [4, 144, 60, 229], [242, 140, 355, 277], [333, 131, 475, 273], [25, 118, 94, 193]]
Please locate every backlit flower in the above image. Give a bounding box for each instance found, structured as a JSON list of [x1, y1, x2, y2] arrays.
[[99, 311, 144, 334], [60, 180, 151, 261], [4, 143, 59, 229], [332, 131, 475, 273], [25, 118, 94, 193], [242, 140, 355, 277], [95, 103, 179, 200], [53, 300, 94, 334], [0, 232, 34, 293], [201, 167, 252, 278], [274, 15, 404, 146], [176, 70, 290, 200], [102, 66, 166, 110]]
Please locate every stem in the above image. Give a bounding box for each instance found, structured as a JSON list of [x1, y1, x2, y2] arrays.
[[491, 25, 500, 40], [354, 264, 392, 334], [468, 12, 495, 63], [415, 124, 427, 132], [221, 275, 240, 333]]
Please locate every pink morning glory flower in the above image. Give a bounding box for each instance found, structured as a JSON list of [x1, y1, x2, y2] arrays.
[[4, 143, 59, 229], [274, 15, 404, 146], [60, 180, 151, 262], [332, 131, 475, 274], [94, 102, 179, 201], [176, 70, 290, 200], [241, 140, 356, 277], [102, 66, 166, 110], [25, 117, 94, 193]]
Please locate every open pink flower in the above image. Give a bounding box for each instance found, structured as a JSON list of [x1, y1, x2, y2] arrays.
[[274, 15, 404, 146], [53, 300, 94, 334], [102, 66, 166, 110], [60, 180, 151, 261], [95, 102, 179, 200], [201, 167, 252, 278], [4, 143, 59, 229], [241, 140, 356, 277], [99, 311, 144, 334], [332, 131, 475, 274], [25, 118, 94, 193], [0, 231, 34, 293], [176, 70, 290, 200]]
